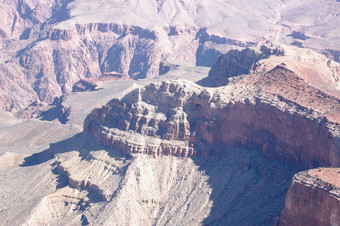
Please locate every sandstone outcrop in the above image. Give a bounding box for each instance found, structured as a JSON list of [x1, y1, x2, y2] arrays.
[[72, 79, 98, 93], [1, 0, 340, 114], [277, 168, 340, 226], [208, 45, 284, 86], [84, 65, 340, 167], [16, 95, 70, 123], [0, 20, 255, 112], [207, 45, 340, 93], [0, 1, 340, 225]]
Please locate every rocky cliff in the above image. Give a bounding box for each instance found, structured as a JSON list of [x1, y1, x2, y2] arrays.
[[0, 19, 256, 112], [277, 168, 340, 226], [0, 0, 263, 112], [1, 0, 340, 114], [207, 45, 284, 86], [1, 1, 340, 225], [84, 65, 340, 167], [207, 45, 340, 93]]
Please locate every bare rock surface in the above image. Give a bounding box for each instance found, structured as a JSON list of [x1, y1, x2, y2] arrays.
[[0, 1, 339, 224], [207, 45, 340, 94], [0, 65, 338, 225], [8, 64, 207, 128], [85, 68, 340, 167], [207, 45, 284, 86], [0, 0, 339, 112], [277, 168, 340, 226], [0, 131, 299, 226]]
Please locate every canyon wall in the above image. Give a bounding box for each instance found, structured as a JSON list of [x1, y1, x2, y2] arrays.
[[207, 45, 340, 93], [82, 68, 340, 224], [277, 168, 340, 226], [1, 0, 340, 113], [207, 45, 284, 86], [0, 0, 260, 112], [1, 19, 256, 112], [84, 71, 340, 167]]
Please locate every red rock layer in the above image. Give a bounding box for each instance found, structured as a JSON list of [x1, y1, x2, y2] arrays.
[[276, 169, 340, 226], [84, 71, 340, 167]]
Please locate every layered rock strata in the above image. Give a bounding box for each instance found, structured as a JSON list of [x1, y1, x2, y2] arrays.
[[2, 0, 340, 113], [84, 66, 340, 167], [208, 45, 284, 86], [277, 168, 340, 226], [0, 17, 254, 112], [208, 45, 340, 93]]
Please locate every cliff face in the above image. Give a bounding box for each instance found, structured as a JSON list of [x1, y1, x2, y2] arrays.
[[1, 0, 340, 114], [208, 46, 284, 86], [36, 134, 300, 226], [207, 45, 340, 94], [1, 1, 340, 225], [277, 168, 340, 226], [12, 23, 161, 106], [84, 65, 340, 167], [0, 20, 255, 112], [0, 0, 264, 113]]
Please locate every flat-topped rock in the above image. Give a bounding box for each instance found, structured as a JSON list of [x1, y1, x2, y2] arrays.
[[277, 168, 340, 226], [84, 73, 340, 167]]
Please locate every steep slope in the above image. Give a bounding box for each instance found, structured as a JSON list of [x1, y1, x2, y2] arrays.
[[85, 71, 340, 167], [0, 117, 300, 226], [0, 1, 339, 224], [277, 168, 340, 226], [1, 0, 339, 112], [208, 45, 340, 93], [0, 61, 339, 225], [207, 45, 284, 86], [43, 64, 339, 224], [6, 133, 298, 226]]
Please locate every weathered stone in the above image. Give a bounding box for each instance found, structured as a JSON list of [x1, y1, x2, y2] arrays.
[[84, 68, 340, 167], [277, 168, 340, 226]]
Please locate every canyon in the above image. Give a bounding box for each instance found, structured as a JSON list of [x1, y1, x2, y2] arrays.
[[277, 168, 340, 226], [1, 0, 340, 112], [1, 46, 338, 225], [0, 0, 339, 225]]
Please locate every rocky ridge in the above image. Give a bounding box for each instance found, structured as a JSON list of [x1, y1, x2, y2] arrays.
[[84, 65, 340, 167], [208, 45, 340, 94], [277, 168, 340, 226], [0, 20, 256, 112], [207, 45, 284, 86], [1, 0, 340, 113], [26, 132, 300, 226]]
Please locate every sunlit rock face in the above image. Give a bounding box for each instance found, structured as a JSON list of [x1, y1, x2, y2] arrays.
[[0, 1, 340, 225], [84, 66, 340, 168], [1, 0, 340, 112], [207, 45, 284, 86], [276, 168, 340, 226], [79, 65, 339, 224]]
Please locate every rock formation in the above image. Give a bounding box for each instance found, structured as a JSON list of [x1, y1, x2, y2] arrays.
[[207, 44, 340, 92], [1, 57, 339, 226], [84, 65, 340, 167], [0, 1, 340, 225], [277, 168, 340, 226], [1, 0, 340, 113], [208, 45, 284, 86]]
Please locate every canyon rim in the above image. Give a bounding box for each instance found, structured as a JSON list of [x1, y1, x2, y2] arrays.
[[0, 0, 340, 225]]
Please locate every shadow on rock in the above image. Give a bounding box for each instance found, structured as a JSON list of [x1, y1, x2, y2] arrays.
[[20, 149, 54, 167], [49, 132, 129, 160], [193, 146, 303, 226], [20, 132, 128, 168]]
